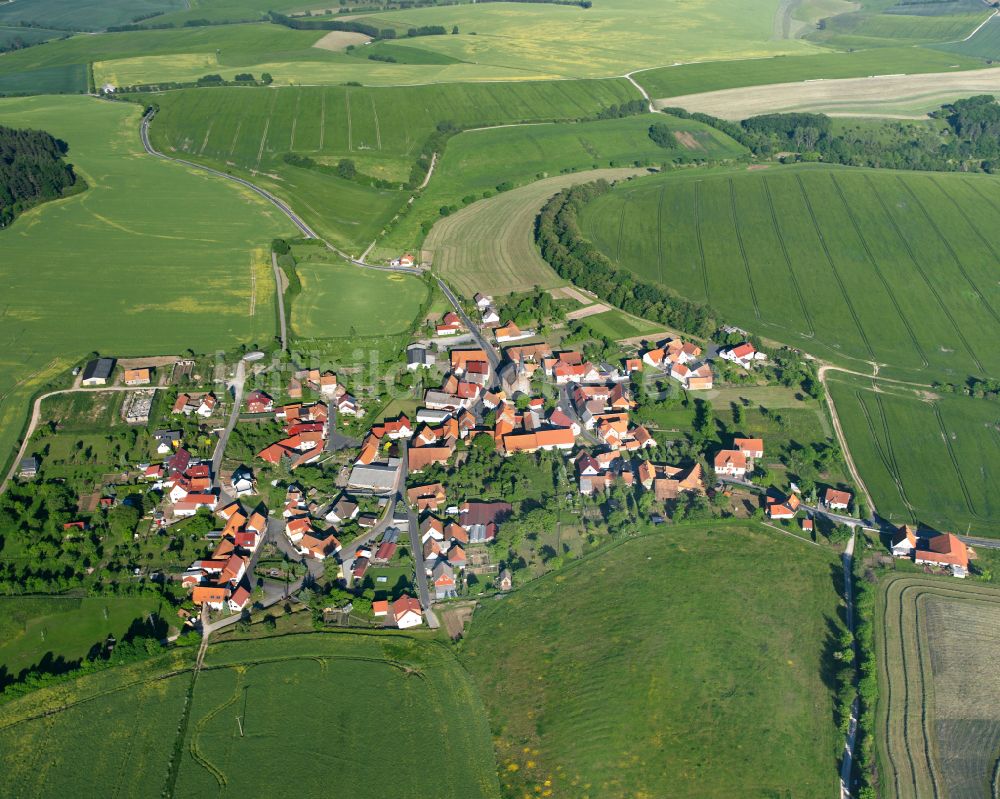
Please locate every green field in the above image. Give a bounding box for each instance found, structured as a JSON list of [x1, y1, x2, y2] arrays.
[[807, 0, 992, 48], [574, 308, 665, 341], [579, 164, 1000, 381], [635, 46, 987, 100], [291, 261, 429, 338], [935, 13, 1000, 59], [0, 0, 187, 31], [143, 80, 638, 252], [875, 575, 1000, 799], [0, 632, 500, 798], [425, 167, 645, 298], [379, 113, 747, 256], [0, 95, 291, 479], [0, 595, 171, 679], [826, 373, 1000, 534], [462, 524, 846, 799]]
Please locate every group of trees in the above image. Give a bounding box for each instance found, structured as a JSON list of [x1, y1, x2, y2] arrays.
[[0, 125, 78, 228], [536, 180, 716, 337], [665, 96, 1000, 173], [647, 121, 678, 150]]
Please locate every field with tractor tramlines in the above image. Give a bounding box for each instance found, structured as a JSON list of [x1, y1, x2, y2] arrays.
[[579, 164, 1000, 381], [143, 80, 638, 253], [875, 575, 1000, 799], [826, 373, 1000, 536], [462, 523, 846, 799]]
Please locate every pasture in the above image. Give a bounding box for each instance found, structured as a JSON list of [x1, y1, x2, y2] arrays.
[[380, 113, 747, 254], [175, 634, 500, 797], [0, 595, 171, 680], [143, 80, 638, 253], [936, 12, 1000, 59], [875, 575, 1000, 798], [825, 373, 1000, 535], [423, 167, 646, 298], [0, 95, 291, 478], [290, 261, 429, 338], [461, 523, 846, 799], [579, 164, 1000, 380], [635, 46, 987, 101]]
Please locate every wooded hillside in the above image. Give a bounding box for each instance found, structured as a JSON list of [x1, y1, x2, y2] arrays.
[[0, 125, 77, 227]]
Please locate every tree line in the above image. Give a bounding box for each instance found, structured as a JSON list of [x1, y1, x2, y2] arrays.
[[0, 125, 78, 229], [535, 180, 715, 337], [664, 96, 1000, 173]]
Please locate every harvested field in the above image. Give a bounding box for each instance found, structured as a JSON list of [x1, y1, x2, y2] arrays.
[[875, 575, 1000, 799], [565, 303, 611, 320], [426, 168, 645, 298], [312, 30, 371, 51], [654, 67, 1000, 119]]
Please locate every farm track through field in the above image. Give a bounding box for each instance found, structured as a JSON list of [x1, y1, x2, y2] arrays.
[[228, 120, 241, 159], [853, 387, 915, 521], [930, 175, 1000, 286], [656, 185, 666, 286], [796, 175, 877, 360], [290, 91, 300, 151], [694, 181, 710, 304], [371, 95, 382, 150], [345, 90, 353, 152], [728, 178, 760, 319], [109, 684, 148, 799], [871, 387, 917, 521], [899, 177, 1000, 332], [931, 402, 984, 521], [864, 175, 985, 374], [830, 174, 928, 368], [253, 118, 270, 175], [615, 197, 627, 264], [318, 92, 326, 151], [762, 178, 814, 336], [198, 121, 213, 156]]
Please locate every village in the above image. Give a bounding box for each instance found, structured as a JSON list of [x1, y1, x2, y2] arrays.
[[4, 279, 976, 640]]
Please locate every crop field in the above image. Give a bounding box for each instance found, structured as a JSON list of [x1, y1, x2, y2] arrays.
[[143, 80, 638, 252], [424, 167, 645, 298], [0, 595, 171, 679], [462, 523, 845, 799], [0, 63, 88, 95], [807, 0, 992, 48], [875, 575, 1000, 799], [936, 13, 1000, 59], [380, 113, 747, 254], [0, 95, 291, 479], [0, 649, 196, 798], [175, 633, 501, 798], [635, 46, 988, 101], [653, 66, 1000, 118], [290, 261, 429, 338], [826, 373, 1000, 535], [0, 0, 187, 32], [343, 0, 816, 78], [0, 25, 66, 51], [579, 164, 1000, 380]]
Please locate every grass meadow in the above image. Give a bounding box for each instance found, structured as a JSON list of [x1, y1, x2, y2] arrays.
[[0, 0, 186, 31], [826, 373, 1000, 535], [291, 261, 429, 338], [424, 167, 646, 298], [875, 575, 1000, 799], [0, 595, 171, 680], [807, 0, 992, 48], [579, 164, 1000, 381], [935, 13, 1000, 59], [461, 523, 846, 799], [0, 95, 291, 477], [143, 80, 638, 253], [175, 633, 500, 797], [635, 46, 988, 100], [379, 113, 747, 256]]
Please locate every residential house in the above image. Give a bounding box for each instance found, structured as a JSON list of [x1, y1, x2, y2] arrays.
[[407, 483, 446, 512], [734, 438, 764, 462], [714, 449, 748, 479], [915, 533, 969, 576], [891, 525, 918, 558], [431, 561, 457, 600], [123, 367, 151, 386], [720, 342, 766, 369], [497, 569, 512, 591], [436, 311, 463, 336], [824, 488, 853, 512], [325, 495, 359, 524], [406, 343, 437, 371], [459, 501, 512, 543], [245, 390, 274, 414], [197, 393, 217, 418], [228, 582, 252, 612], [192, 585, 229, 610], [230, 466, 256, 497], [474, 293, 493, 311], [766, 493, 800, 520], [391, 595, 423, 629]]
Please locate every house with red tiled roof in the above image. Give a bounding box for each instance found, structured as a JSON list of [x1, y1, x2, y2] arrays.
[[391, 595, 423, 629], [734, 438, 764, 461], [192, 585, 229, 610], [766, 493, 800, 520], [714, 449, 748, 479], [824, 488, 853, 512], [721, 342, 766, 369], [245, 390, 273, 414], [891, 525, 918, 558], [228, 582, 252, 612], [915, 533, 969, 576]]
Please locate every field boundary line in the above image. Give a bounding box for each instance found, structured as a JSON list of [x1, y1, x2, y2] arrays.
[[290, 89, 300, 151], [318, 91, 326, 151], [761, 176, 814, 336], [253, 117, 270, 175], [198, 120, 213, 156], [728, 178, 761, 319], [655, 184, 666, 286], [345, 90, 353, 151], [370, 95, 382, 150], [871, 386, 917, 522], [228, 120, 242, 158], [796, 174, 877, 360], [930, 175, 1000, 299], [830, 174, 928, 369], [615, 196, 627, 264], [864, 174, 984, 374]]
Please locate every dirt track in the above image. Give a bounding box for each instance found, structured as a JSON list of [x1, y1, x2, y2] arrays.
[[654, 67, 1000, 119]]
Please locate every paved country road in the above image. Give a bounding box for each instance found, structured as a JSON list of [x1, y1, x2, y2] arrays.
[[436, 277, 501, 384]]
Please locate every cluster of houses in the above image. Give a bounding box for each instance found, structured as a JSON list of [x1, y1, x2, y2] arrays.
[[719, 342, 767, 370], [472, 294, 536, 343], [181, 499, 267, 612], [642, 338, 714, 390], [172, 391, 217, 418], [141, 446, 220, 520], [255, 399, 331, 470], [282, 483, 343, 560]]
